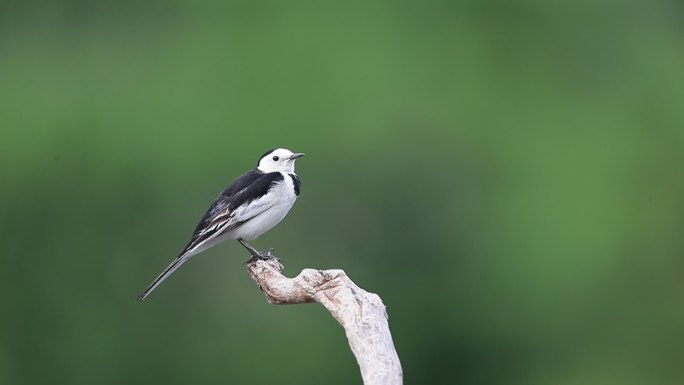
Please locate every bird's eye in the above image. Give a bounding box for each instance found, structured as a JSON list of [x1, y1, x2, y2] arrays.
[[272, 156, 279, 161]]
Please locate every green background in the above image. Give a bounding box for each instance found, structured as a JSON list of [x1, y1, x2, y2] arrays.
[[1, 1, 683, 384]]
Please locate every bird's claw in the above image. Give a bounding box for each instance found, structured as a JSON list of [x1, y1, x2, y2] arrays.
[[259, 248, 282, 261], [245, 248, 281, 263]]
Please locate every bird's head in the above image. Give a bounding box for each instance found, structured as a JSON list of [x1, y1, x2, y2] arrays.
[[257, 148, 305, 173]]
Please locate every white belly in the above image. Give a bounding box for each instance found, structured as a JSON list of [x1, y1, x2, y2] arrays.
[[228, 202, 292, 240], [225, 173, 298, 241]]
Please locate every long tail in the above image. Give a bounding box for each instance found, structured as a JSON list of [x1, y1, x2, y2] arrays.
[[137, 254, 192, 301]]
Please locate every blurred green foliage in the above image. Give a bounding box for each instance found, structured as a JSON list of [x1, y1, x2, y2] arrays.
[[1, 1, 683, 384]]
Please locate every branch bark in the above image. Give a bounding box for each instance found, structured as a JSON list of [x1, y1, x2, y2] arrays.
[[245, 257, 403, 385]]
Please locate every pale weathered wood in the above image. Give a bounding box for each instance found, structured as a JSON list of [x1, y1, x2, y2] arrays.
[[246, 257, 403, 385]]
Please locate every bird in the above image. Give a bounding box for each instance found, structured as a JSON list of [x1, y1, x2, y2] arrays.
[[137, 148, 304, 301]]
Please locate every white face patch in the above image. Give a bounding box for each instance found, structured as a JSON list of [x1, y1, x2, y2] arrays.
[[257, 148, 300, 173]]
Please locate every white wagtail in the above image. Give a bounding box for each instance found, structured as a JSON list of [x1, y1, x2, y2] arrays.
[[137, 148, 304, 301]]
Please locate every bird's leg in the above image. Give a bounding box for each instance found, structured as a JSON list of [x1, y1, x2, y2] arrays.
[[238, 239, 264, 259], [238, 239, 280, 262]]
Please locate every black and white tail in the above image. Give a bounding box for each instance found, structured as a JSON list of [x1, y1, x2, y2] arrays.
[[137, 254, 192, 301]]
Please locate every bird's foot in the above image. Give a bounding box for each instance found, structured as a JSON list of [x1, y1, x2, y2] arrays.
[[239, 239, 282, 263], [245, 248, 281, 264], [260, 248, 275, 258]]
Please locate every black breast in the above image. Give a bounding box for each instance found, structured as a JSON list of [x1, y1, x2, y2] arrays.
[[289, 174, 301, 196]]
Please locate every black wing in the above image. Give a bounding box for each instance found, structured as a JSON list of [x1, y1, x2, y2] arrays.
[[180, 169, 284, 254]]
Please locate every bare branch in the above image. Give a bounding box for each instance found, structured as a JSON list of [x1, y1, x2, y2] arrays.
[[246, 257, 403, 385]]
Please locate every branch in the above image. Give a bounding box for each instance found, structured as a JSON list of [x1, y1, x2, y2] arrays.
[[245, 257, 403, 385]]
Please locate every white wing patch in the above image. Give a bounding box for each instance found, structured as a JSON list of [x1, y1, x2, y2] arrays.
[[230, 190, 278, 224]]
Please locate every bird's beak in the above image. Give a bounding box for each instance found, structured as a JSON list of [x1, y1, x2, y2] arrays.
[[289, 153, 305, 160]]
